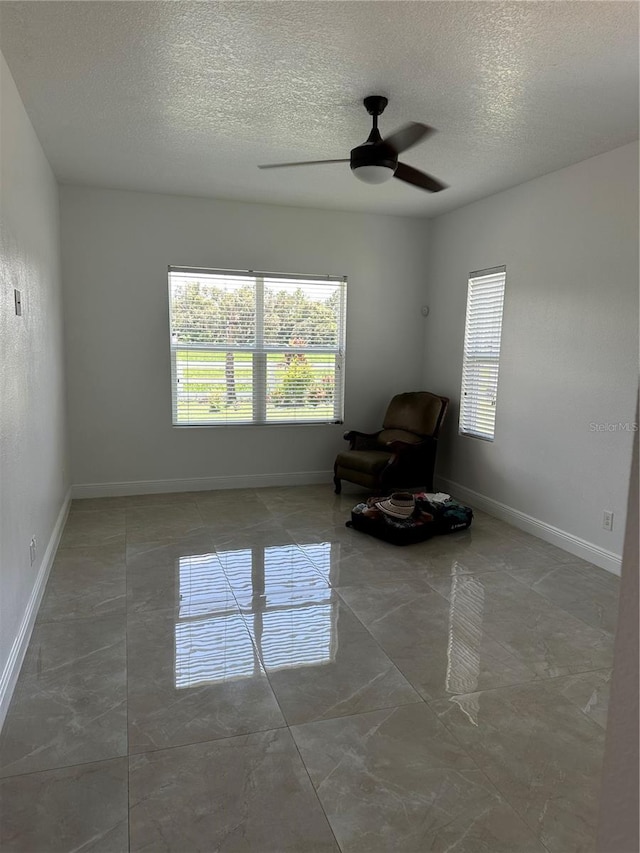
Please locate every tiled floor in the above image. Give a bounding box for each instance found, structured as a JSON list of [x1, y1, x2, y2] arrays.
[[0, 485, 619, 852]]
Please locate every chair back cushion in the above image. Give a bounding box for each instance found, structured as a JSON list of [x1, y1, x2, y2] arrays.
[[336, 449, 392, 475], [383, 392, 447, 438]]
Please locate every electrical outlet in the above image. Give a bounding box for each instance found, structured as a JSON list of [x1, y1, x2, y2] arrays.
[[602, 511, 614, 532], [29, 537, 37, 566]]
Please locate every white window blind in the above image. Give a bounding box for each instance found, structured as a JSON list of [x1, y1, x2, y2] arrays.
[[459, 266, 506, 441], [168, 267, 347, 426]]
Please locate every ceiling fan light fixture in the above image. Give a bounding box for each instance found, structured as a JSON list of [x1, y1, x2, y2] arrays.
[[351, 163, 395, 184]]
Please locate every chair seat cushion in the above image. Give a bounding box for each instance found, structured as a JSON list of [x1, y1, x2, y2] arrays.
[[336, 449, 392, 474]]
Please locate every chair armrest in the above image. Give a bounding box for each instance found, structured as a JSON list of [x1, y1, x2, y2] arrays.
[[383, 435, 437, 457], [343, 429, 381, 451]]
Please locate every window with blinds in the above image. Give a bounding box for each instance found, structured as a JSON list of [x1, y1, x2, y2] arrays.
[[459, 266, 506, 441], [168, 267, 347, 426]]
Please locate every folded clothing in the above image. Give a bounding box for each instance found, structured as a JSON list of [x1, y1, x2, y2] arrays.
[[424, 492, 451, 504]]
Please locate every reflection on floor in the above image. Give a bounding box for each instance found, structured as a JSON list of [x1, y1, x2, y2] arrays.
[[174, 546, 337, 688], [0, 485, 619, 852]]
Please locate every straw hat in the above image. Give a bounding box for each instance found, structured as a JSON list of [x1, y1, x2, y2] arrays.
[[374, 492, 416, 519]]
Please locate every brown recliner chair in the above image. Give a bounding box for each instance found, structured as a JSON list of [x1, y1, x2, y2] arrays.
[[333, 391, 449, 494]]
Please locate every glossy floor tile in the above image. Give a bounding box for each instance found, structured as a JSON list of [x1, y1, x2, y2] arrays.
[[129, 729, 339, 852], [0, 615, 127, 778], [59, 507, 126, 549], [0, 758, 128, 852], [124, 528, 217, 571], [126, 551, 236, 616], [544, 668, 612, 730], [302, 539, 437, 587], [503, 561, 621, 635], [291, 704, 546, 852], [0, 485, 619, 851], [427, 570, 615, 677], [196, 492, 276, 530], [431, 679, 607, 853], [127, 607, 285, 752], [338, 578, 541, 700], [37, 544, 126, 623], [125, 502, 205, 545], [241, 592, 422, 724]]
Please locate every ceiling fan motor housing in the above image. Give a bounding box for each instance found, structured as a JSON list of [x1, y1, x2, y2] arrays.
[[350, 143, 397, 173]]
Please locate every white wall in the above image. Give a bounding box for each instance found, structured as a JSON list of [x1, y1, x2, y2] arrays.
[[0, 54, 69, 721], [597, 391, 638, 851], [423, 142, 638, 566], [60, 186, 429, 491]]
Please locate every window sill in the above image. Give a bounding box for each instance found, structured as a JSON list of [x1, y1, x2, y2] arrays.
[[172, 420, 344, 429]]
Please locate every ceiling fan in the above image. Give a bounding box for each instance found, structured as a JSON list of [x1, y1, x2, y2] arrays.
[[258, 95, 446, 193]]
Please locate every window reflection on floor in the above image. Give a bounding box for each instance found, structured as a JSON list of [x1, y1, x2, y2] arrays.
[[446, 564, 485, 725], [252, 602, 337, 671], [219, 544, 329, 597], [176, 552, 232, 618], [297, 542, 332, 575], [175, 613, 262, 688], [174, 543, 337, 688]]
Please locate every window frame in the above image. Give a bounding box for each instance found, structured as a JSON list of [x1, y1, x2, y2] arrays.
[[459, 265, 506, 442], [168, 266, 347, 427]]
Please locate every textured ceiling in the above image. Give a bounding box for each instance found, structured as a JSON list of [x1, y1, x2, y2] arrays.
[[0, 1, 637, 217]]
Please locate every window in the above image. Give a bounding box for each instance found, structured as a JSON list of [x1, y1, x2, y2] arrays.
[[168, 267, 347, 426], [459, 266, 506, 441]]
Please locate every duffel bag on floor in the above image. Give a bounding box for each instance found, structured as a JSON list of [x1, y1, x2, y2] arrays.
[[346, 491, 472, 545]]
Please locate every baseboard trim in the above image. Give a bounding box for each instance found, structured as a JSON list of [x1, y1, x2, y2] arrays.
[[437, 477, 622, 576], [71, 470, 334, 499], [0, 489, 71, 731]]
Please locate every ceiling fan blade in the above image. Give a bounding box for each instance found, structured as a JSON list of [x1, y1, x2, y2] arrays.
[[383, 123, 433, 155], [258, 159, 349, 170], [394, 162, 447, 193]]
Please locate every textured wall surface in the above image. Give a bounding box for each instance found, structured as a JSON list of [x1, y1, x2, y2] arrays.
[[60, 186, 428, 487], [423, 142, 638, 559], [0, 54, 68, 689]]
